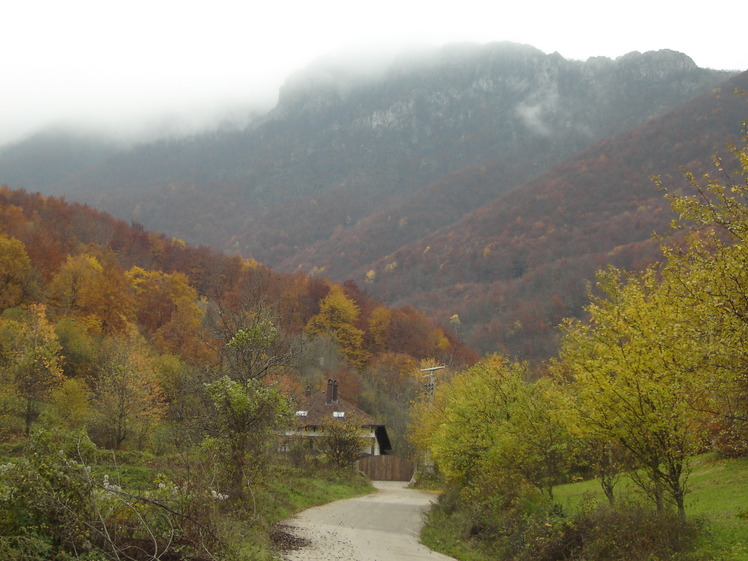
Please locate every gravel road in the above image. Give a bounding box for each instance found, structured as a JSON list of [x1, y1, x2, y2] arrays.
[[277, 481, 457, 561]]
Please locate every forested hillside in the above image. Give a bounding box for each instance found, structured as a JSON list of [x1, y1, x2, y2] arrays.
[[0, 186, 474, 447], [0, 185, 478, 557], [1, 47, 730, 268], [0, 44, 741, 363], [365, 70, 748, 359]]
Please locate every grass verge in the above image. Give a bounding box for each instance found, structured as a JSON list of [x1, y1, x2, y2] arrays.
[[261, 462, 374, 523], [422, 454, 748, 561], [554, 453, 748, 561]]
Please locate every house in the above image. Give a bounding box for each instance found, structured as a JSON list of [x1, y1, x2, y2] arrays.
[[284, 378, 392, 456]]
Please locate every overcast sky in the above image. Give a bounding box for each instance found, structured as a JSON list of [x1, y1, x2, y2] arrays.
[[2, 0, 746, 147]]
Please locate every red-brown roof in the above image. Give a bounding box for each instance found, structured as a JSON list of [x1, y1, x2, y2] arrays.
[[294, 389, 383, 429]]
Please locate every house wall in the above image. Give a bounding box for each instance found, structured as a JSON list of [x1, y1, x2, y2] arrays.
[[283, 427, 381, 456]]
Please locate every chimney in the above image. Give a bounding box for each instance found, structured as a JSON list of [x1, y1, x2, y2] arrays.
[[332, 380, 339, 403], [326, 378, 333, 405], [305, 385, 312, 398]]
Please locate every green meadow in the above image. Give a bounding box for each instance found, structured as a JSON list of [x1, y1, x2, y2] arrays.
[[554, 453, 748, 560]]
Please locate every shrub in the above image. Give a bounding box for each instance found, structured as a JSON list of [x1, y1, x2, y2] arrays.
[[423, 485, 704, 561], [0, 429, 226, 560], [317, 414, 369, 469], [516, 499, 703, 561]]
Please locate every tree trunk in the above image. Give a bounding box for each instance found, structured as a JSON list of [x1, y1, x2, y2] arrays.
[[653, 484, 665, 513], [676, 494, 687, 524], [601, 474, 616, 506]]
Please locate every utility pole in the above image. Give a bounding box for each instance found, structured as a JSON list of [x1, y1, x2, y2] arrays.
[[419, 365, 445, 476], [421, 365, 445, 398]]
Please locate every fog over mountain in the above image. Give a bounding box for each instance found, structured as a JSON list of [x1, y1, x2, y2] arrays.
[[4, 0, 745, 149]]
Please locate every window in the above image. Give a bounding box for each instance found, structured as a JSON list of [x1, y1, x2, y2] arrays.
[[333, 411, 345, 418]]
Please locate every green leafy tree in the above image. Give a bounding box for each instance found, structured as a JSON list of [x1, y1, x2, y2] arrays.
[[0, 429, 223, 560], [89, 334, 166, 449], [205, 376, 291, 503], [412, 355, 575, 499], [48, 377, 91, 430], [412, 357, 519, 487], [487, 376, 577, 500], [54, 317, 97, 379], [212, 297, 302, 383], [0, 304, 64, 435], [556, 267, 711, 519], [318, 413, 369, 469]]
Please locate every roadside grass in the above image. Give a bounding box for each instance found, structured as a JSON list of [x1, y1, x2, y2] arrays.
[[421, 506, 499, 561], [0, 441, 375, 561], [422, 454, 748, 561], [85, 454, 374, 522], [554, 453, 748, 561], [261, 461, 374, 522], [97, 456, 376, 556], [250, 461, 376, 560]]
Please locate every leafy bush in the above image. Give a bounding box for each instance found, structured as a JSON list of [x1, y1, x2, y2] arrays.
[[317, 414, 369, 469], [516, 500, 702, 561], [423, 487, 704, 561], [0, 429, 226, 560]]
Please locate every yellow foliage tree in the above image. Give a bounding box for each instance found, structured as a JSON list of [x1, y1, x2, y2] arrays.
[[366, 305, 391, 353], [654, 132, 748, 455], [305, 285, 369, 369], [555, 267, 711, 520], [0, 304, 64, 435], [126, 267, 206, 361], [47, 253, 134, 333], [0, 235, 34, 310]]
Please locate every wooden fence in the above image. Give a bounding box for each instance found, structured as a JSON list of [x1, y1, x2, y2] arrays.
[[357, 455, 415, 481]]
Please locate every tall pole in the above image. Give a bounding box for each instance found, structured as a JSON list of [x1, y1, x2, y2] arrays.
[[419, 365, 445, 475], [421, 365, 445, 399]]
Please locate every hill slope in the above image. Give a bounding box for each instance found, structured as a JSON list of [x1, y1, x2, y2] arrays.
[[361, 71, 748, 358]]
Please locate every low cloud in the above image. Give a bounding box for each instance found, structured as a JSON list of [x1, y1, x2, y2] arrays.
[[514, 88, 560, 137]]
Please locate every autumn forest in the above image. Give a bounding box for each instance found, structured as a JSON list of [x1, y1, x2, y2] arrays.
[[0, 184, 478, 558], [0, 184, 475, 437]]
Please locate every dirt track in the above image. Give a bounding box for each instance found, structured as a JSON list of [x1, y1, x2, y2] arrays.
[[278, 481, 457, 561]]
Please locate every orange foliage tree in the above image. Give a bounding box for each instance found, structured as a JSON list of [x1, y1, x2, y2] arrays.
[[126, 266, 208, 362]]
